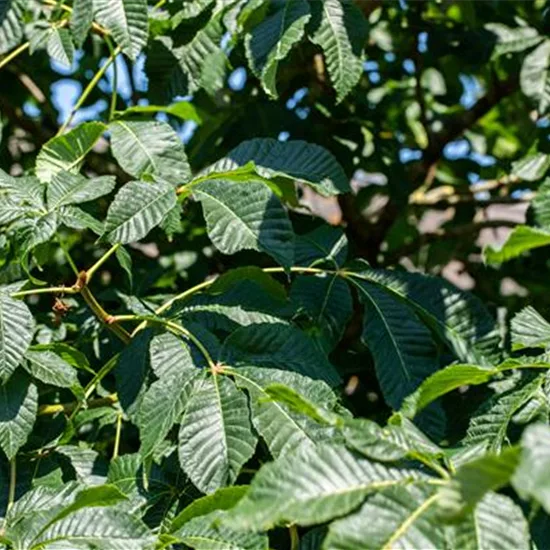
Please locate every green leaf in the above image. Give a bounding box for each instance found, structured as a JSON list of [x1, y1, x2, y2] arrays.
[[203, 138, 350, 196], [138, 336, 198, 457], [465, 373, 545, 452], [485, 23, 542, 58], [24, 349, 79, 389], [511, 306, 550, 350], [178, 374, 257, 493], [115, 101, 203, 123], [0, 0, 25, 55], [349, 269, 501, 366], [60, 205, 104, 234], [245, 0, 311, 97], [36, 122, 106, 183], [309, 0, 367, 102], [171, 486, 249, 532], [109, 120, 191, 183], [484, 225, 550, 264], [226, 443, 426, 530], [437, 446, 520, 520], [512, 423, 550, 513], [174, 510, 268, 550], [295, 225, 348, 267], [231, 366, 339, 458], [194, 179, 294, 267], [221, 324, 341, 386], [323, 485, 444, 550], [512, 152, 550, 181], [0, 370, 37, 459], [46, 27, 74, 67], [71, 0, 93, 47], [520, 39, 550, 114], [351, 278, 439, 411], [447, 492, 530, 550], [0, 294, 34, 382], [104, 180, 177, 244], [47, 171, 115, 210], [94, 0, 148, 60], [402, 364, 497, 418], [34, 507, 155, 549]]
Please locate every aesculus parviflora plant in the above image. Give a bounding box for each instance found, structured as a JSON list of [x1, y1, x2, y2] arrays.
[[1, 0, 550, 549]]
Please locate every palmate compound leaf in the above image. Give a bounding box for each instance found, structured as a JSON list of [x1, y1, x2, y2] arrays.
[[94, 0, 148, 60], [0, 369, 38, 459], [103, 179, 177, 244], [109, 120, 191, 184], [46, 27, 74, 68], [70, 0, 93, 47], [322, 484, 444, 550], [447, 492, 530, 550], [178, 373, 257, 494], [309, 0, 368, 103], [0, 0, 25, 55], [23, 349, 79, 389], [0, 293, 34, 382], [193, 179, 294, 268], [485, 22, 543, 58], [137, 334, 199, 458], [35, 122, 106, 183], [230, 366, 341, 458], [245, 0, 311, 98], [348, 268, 501, 366], [520, 39, 550, 114], [201, 138, 350, 196], [225, 443, 429, 531]]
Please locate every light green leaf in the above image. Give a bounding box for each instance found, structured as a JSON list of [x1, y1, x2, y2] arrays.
[[323, 485, 443, 550], [202, 138, 349, 196], [520, 39, 550, 114], [226, 443, 426, 530], [309, 0, 367, 102], [0, 294, 34, 382], [109, 120, 191, 183], [485, 23, 542, 58], [512, 151, 550, 181], [94, 0, 148, 60], [71, 0, 93, 47], [60, 205, 104, 235], [484, 225, 550, 264], [511, 306, 550, 350], [0, 370, 37, 459], [448, 492, 530, 550], [171, 486, 249, 532], [178, 375, 257, 493], [245, 0, 311, 97], [533, 177, 550, 227], [194, 179, 294, 267], [24, 349, 79, 389], [104, 180, 177, 244], [402, 364, 497, 418], [174, 510, 268, 550], [36, 122, 106, 183], [47, 171, 115, 210], [115, 101, 202, 123], [512, 423, 550, 513], [47, 27, 74, 67]]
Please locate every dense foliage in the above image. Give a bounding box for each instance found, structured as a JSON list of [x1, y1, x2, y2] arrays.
[[1, 0, 550, 548]]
